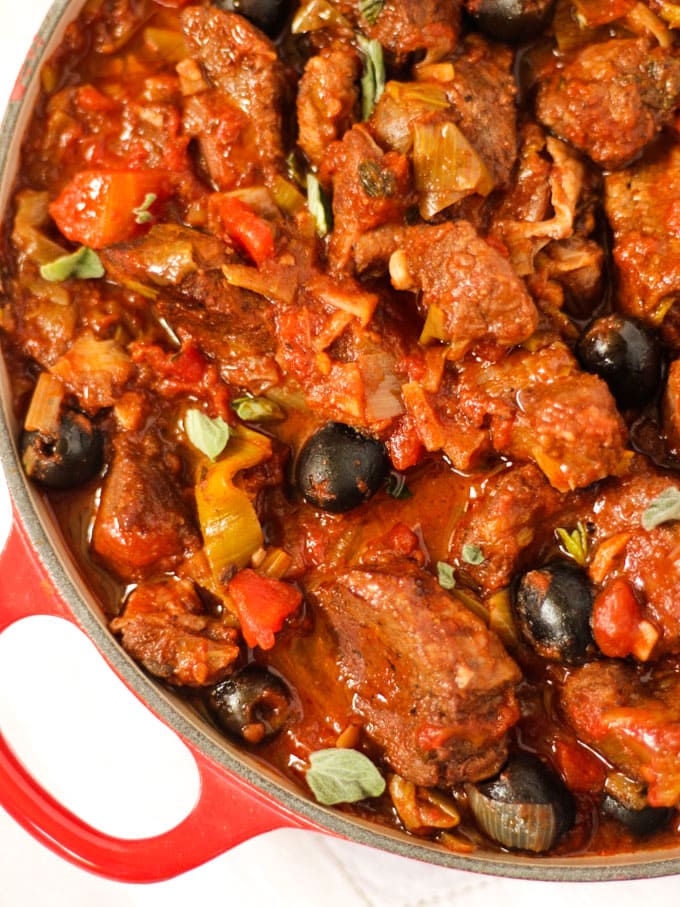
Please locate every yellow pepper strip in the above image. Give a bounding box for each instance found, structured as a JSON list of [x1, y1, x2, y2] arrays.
[[195, 425, 272, 586]]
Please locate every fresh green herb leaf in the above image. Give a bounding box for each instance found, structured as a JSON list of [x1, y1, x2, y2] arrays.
[[555, 521, 589, 566], [641, 487, 680, 531], [306, 173, 332, 237], [461, 543, 485, 566], [437, 561, 456, 590], [133, 193, 157, 225], [386, 471, 412, 500], [185, 409, 230, 460], [232, 395, 285, 422], [39, 246, 104, 282], [360, 0, 383, 25], [358, 36, 385, 120], [306, 748, 386, 805]]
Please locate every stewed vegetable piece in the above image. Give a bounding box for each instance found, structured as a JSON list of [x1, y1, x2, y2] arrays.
[[467, 753, 576, 852]]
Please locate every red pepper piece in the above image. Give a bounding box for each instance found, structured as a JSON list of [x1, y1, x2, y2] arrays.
[[215, 196, 275, 267], [228, 568, 302, 651], [49, 169, 171, 249]]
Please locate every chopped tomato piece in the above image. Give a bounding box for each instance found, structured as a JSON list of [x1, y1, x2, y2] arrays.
[[214, 196, 275, 267], [49, 170, 171, 249], [553, 737, 606, 794], [228, 568, 302, 650], [592, 577, 659, 661]]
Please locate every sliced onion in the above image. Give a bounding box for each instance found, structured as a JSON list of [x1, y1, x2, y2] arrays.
[[659, 1, 680, 27], [466, 784, 560, 853], [413, 120, 494, 219], [373, 82, 450, 154], [466, 753, 576, 853], [291, 0, 351, 33]]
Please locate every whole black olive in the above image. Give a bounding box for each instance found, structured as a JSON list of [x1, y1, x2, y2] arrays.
[[207, 665, 292, 744], [602, 794, 674, 838], [20, 410, 104, 489], [467, 753, 576, 852], [211, 0, 288, 36], [296, 422, 390, 513], [466, 0, 556, 43], [577, 314, 662, 410], [512, 562, 594, 663]]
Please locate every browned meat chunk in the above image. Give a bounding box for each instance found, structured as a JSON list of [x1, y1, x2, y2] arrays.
[[111, 578, 240, 686], [101, 223, 231, 290], [404, 342, 631, 490], [442, 36, 517, 189], [389, 222, 539, 357], [313, 560, 520, 786], [297, 41, 361, 169], [605, 143, 680, 325], [662, 359, 680, 452], [536, 38, 680, 170], [577, 467, 680, 655], [180, 7, 287, 178], [92, 434, 200, 582], [560, 660, 680, 807], [449, 464, 562, 594], [322, 124, 412, 273], [365, 0, 461, 64]]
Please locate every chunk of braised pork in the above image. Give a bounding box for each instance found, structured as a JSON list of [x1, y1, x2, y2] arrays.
[[111, 578, 240, 686], [92, 434, 200, 582], [389, 221, 538, 357], [450, 464, 562, 595], [180, 7, 287, 180], [101, 224, 280, 393], [297, 41, 361, 169], [312, 559, 521, 786], [363, 0, 462, 64], [535, 38, 680, 171], [491, 127, 586, 278], [605, 143, 680, 326], [575, 466, 680, 656], [403, 342, 630, 490], [560, 660, 680, 807], [442, 35, 517, 188], [322, 124, 412, 273]]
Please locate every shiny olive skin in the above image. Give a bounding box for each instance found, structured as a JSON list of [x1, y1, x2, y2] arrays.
[[207, 666, 292, 744], [472, 752, 576, 851], [602, 794, 674, 838], [296, 422, 390, 513], [20, 411, 104, 489], [513, 562, 594, 663], [466, 0, 556, 43], [577, 314, 662, 410], [211, 0, 288, 36]]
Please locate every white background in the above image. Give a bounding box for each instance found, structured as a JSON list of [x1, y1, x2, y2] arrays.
[[0, 2, 679, 903]]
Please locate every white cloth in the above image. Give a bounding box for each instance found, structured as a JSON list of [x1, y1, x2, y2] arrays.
[[0, 5, 678, 904]]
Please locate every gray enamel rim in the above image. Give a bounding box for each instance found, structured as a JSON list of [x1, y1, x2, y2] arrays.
[[1, 0, 680, 882]]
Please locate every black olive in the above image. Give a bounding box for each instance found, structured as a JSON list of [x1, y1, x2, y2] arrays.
[[20, 410, 104, 489], [207, 665, 292, 744], [296, 422, 390, 513], [602, 794, 674, 838], [211, 0, 288, 36], [512, 562, 594, 663], [467, 753, 576, 852], [466, 0, 556, 43], [577, 314, 662, 410]]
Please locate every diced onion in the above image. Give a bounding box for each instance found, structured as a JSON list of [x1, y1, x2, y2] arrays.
[[413, 120, 494, 219], [24, 372, 65, 435]]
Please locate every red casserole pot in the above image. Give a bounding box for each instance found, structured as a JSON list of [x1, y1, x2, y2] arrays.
[[2, 0, 680, 885]]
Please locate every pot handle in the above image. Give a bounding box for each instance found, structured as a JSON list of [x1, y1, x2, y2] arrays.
[[0, 509, 319, 882]]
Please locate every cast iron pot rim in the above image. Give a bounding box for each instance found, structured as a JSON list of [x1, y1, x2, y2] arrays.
[[1, 0, 680, 883]]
